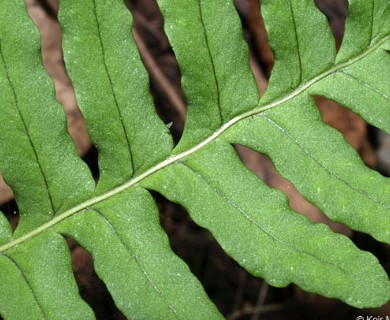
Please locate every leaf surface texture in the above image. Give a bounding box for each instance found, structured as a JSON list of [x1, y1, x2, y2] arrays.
[[0, 0, 389, 318]]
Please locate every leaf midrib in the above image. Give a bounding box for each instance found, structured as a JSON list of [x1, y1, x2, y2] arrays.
[[0, 34, 388, 254]]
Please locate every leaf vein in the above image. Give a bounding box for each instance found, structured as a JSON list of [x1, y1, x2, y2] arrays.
[[178, 162, 347, 273], [91, 208, 180, 319], [91, 0, 135, 176], [259, 114, 390, 211], [0, 34, 388, 253], [4, 255, 48, 319], [197, 0, 223, 123], [338, 70, 390, 100], [0, 40, 56, 216], [288, 0, 303, 84]]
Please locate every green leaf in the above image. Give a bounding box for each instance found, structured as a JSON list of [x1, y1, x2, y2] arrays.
[[0, 0, 389, 318], [142, 141, 389, 307], [312, 47, 390, 133], [312, 0, 390, 132], [56, 1, 220, 318], [59, 0, 173, 192], [260, 0, 336, 102], [335, 0, 390, 64], [0, 1, 95, 318], [0, 0, 94, 235], [224, 0, 390, 242], [0, 212, 11, 245], [0, 233, 94, 319], [228, 95, 390, 243], [57, 188, 222, 319], [158, 0, 260, 152]]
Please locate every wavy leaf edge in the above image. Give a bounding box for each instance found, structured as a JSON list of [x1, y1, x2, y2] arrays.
[[0, 33, 389, 254]]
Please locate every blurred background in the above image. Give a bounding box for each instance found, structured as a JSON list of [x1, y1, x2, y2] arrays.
[[0, 0, 389, 319]]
